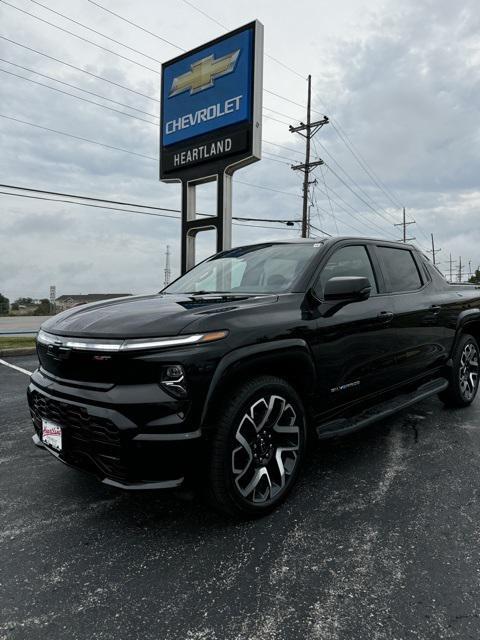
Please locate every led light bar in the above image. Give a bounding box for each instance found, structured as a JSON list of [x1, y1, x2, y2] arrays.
[[37, 329, 228, 352]]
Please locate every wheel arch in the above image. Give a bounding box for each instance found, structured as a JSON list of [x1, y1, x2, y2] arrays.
[[200, 339, 317, 429], [451, 309, 480, 361]]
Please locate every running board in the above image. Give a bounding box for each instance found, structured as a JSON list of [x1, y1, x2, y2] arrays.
[[316, 378, 449, 440]]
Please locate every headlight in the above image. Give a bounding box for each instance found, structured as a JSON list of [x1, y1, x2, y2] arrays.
[[37, 329, 228, 352], [122, 331, 228, 351]]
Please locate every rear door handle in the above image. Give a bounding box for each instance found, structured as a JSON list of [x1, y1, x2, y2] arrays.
[[377, 310, 394, 323], [430, 305, 441, 314]]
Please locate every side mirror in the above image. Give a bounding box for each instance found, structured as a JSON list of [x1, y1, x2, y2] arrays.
[[323, 276, 371, 302]]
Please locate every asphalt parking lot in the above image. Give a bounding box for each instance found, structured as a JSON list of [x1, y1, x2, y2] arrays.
[[1, 354, 480, 640]]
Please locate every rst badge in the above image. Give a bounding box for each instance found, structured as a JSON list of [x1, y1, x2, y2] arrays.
[[160, 21, 263, 180]]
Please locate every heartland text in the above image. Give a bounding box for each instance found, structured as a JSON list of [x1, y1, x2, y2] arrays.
[[173, 138, 232, 167]]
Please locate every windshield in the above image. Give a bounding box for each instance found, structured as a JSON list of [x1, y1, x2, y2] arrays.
[[164, 243, 321, 295]]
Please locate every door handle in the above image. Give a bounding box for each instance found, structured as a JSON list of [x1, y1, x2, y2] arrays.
[[430, 305, 441, 314], [377, 310, 394, 323]]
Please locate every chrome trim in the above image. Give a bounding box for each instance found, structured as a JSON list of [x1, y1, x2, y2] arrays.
[[133, 429, 202, 441], [123, 334, 203, 350], [102, 477, 184, 490], [37, 329, 226, 352], [32, 434, 44, 448]]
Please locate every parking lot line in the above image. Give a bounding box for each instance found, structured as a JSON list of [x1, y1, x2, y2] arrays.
[[0, 358, 32, 376]]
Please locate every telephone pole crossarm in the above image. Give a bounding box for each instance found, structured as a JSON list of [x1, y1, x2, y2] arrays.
[[289, 116, 329, 137], [291, 159, 324, 172]]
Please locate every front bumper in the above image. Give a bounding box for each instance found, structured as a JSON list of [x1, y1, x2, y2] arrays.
[[27, 370, 204, 489]]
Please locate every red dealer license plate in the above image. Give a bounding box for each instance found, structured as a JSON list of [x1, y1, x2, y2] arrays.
[[42, 419, 62, 452]]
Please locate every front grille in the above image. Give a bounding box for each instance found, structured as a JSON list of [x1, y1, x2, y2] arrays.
[[29, 391, 128, 481]]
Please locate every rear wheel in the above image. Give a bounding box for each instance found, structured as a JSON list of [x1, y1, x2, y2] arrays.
[[207, 376, 307, 518], [439, 334, 480, 407]]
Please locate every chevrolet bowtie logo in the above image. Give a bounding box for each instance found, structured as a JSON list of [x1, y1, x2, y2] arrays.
[[169, 50, 240, 97]]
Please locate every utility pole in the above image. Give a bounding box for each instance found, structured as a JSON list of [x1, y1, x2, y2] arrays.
[[449, 253, 457, 283], [394, 207, 415, 242], [468, 260, 472, 279], [427, 233, 442, 265], [458, 256, 463, 283], [164, 245, 171, 287], [290, 75, 329, 238]]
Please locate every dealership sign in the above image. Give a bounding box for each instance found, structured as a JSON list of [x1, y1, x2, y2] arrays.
[[160, 21, 263, 180]]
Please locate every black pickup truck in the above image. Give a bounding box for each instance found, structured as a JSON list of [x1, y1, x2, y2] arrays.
[[29, 238, 480, 516]]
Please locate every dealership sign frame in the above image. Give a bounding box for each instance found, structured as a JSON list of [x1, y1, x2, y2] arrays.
[[159, 20, 264, 273]]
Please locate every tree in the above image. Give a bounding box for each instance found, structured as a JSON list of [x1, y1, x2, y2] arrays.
[[33, 299, 51, 315], [468, 269, 480, 285], [13, 297, 33, 306], [0, 293, 9, 315]]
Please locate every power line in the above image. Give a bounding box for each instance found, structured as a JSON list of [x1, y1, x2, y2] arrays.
[[70, 0, 408, 228], [0, 184, 301, 224], [0, 113, 158, 160], [313, 170, 395, 238], [317, 165, 339, 234], [87, 0, 185, 52], [263, 140, 303, 157], [29, 0, 163, 64], [0, 190, 297, 230], [324, 162, 396, 227], [1, 112, 305, 200], [0, 54, 300, 131], [0, 0, 159, 73], [0, 35, 158, 101], [329, 119, 403, 210], [314, 138, 399, 224], [0, 67, 158, 125], [178, 0, 307, 80], [0, 57, 159, 117]]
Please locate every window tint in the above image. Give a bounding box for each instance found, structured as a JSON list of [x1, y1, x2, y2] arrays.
[[377, 247, 422, 292], [318, 245, 377, 294]]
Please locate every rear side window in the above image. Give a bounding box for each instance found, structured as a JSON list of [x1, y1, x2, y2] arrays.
[[377, 247, 422, 292]]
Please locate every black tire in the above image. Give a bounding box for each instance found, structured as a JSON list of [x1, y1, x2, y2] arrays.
[[206, 376, 307, 518], [439, 333, 480, 407]]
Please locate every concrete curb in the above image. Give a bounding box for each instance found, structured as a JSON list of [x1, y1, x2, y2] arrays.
[[0, 347, 37, 357]]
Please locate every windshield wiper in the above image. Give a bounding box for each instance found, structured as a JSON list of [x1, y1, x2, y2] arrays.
[[183, 290, 234, 295]]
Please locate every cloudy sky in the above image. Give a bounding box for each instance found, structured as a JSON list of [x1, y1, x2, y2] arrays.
[[1, 0, 479, 301]]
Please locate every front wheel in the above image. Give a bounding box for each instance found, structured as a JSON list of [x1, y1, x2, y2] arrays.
[[206, 376, 307, 518], [439, 333, 480, 407]]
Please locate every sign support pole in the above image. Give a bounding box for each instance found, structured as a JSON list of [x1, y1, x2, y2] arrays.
[[180, 172, 233, 273]]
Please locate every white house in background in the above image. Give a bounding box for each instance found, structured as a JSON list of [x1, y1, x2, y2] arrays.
[[55, 293, 131, 312]]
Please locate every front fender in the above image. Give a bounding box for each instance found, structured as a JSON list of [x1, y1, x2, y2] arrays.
[[200, 338, 316, 426]]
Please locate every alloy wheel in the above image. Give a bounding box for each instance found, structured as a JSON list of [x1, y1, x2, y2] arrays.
[[231, 394, 301, 505], [459, 341, 479, 401]]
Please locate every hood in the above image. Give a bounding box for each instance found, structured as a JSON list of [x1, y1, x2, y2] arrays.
[[41, 293, 278, 338]]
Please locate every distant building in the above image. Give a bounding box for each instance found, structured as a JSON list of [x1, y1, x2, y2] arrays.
[[55, 293, 132, 312]]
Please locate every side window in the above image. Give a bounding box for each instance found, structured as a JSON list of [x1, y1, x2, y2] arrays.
[[377, 247, 422, 292], [317, 245, 377, 295]]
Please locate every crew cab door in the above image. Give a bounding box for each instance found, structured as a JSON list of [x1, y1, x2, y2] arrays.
[[374, 244, 448, 384], [308, 243, 397, 411]]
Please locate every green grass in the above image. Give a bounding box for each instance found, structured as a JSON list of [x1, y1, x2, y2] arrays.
[[0, 336, 36, 349]]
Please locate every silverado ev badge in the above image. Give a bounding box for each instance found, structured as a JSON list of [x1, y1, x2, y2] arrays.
[[169, 50, 240, 97]]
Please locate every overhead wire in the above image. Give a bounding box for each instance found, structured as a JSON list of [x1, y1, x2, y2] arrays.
[[0, 0, 159, 73], [0, 67, 159, 125], [0, 57, 159, 117], [0, 189, 299, 230], [29, 0, 164, 64], [0, 35, 158, 101]]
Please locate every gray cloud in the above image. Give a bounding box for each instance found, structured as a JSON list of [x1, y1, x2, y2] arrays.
[[1, 0, 479, 301]]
